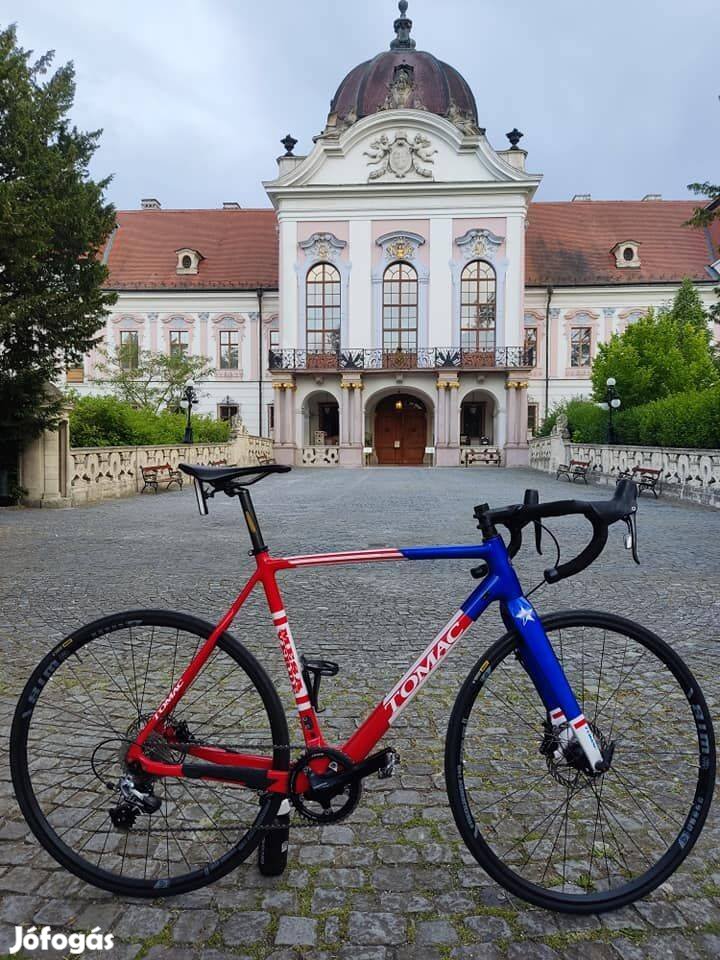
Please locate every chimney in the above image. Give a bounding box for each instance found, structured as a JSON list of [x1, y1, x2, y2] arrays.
[[222, 201, 242, 210], [641, 193, 662, 201], [141, 198, 161, 209], [572, 194, 591, 202]]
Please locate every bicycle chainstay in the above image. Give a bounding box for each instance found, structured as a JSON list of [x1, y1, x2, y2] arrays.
[[157, 739, 364, 830]]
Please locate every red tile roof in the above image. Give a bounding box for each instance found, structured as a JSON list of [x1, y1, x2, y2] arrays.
[[525, 200, 717, 286], [104, 209, 278, 290], [103, 201, 718, 291]]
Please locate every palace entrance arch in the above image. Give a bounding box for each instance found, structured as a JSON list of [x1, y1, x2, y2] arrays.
[[374, 394, 427, 465]]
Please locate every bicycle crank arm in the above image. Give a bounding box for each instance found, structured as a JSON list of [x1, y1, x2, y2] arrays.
[[304, 749, 398, 798]]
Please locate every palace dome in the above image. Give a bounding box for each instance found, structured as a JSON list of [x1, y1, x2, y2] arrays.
[[324, 2, 481, 137]]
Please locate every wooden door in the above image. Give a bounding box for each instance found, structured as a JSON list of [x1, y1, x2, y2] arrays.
[[374, 396, 427, 465]]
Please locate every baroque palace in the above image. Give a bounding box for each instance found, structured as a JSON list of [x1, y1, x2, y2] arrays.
[[69, 3, 720, 467]]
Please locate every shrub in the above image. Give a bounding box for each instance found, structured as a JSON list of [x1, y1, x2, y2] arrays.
[[537, 398, 607, 443], [615, 386, 720, 449], [69, 395, 230, 447]]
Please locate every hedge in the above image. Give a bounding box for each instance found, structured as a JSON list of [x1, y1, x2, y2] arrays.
[[539, 388, 720, 449], [69, 395, 231, 447]]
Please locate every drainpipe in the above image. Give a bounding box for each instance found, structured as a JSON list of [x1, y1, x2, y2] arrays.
[[544, 285, 553, 418], [257, 288, 264, 437]]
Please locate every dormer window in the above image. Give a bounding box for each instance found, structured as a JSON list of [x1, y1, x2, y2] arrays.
[[175, 248, 203, 275], [612, 241, 641, 269]]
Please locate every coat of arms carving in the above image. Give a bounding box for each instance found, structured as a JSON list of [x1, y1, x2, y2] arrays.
[[364, 131, 437, 181]]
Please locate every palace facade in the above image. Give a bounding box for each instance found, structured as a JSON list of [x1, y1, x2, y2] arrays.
[[70, 3, 720, 467]]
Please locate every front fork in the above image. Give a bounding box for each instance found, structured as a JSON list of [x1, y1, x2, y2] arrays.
[[503, 598, 606, 772]]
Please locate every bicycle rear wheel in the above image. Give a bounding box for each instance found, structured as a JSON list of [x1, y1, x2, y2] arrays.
[[10, 610, 289, 898], [445, 610, 715, 913]]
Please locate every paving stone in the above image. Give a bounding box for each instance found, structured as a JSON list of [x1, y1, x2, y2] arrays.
[[312, 887, 348, 912], [339, 949, 387, 960], [633, 900, 684, 929], [507, 944, 561, 960], [450, 947, 503, 960], [347, 912, 407, 945], [322, 824, 355, 844], [464, 915, 513, 940], [32, 898, 85, 926], [415, 920, 458, 944], [222, 910, 272, 945], [262, 889, 298, 911], [0, 895, 42, 925], [172, 908, 217, 942], [113, 905, 172, 940], [275, 915, 318, 946]]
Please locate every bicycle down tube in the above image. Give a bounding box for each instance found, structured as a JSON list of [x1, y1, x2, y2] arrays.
[[126, 535, 603, 790]]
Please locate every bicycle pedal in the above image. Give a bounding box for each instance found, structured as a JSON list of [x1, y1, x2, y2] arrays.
[[300, 656, 339, 713], [378, 749, 400, 779]]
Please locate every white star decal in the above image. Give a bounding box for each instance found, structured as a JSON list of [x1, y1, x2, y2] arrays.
[[515, 604, 535, 625]]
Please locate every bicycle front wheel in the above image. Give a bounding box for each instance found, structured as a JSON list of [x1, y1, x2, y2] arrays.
[[445, 610, 715, 913], [10, 610, 289, 898]]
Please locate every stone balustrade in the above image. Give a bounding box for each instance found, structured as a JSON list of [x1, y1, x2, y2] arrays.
[[529, 435, 720, 508], [20, 418, 273, 507]]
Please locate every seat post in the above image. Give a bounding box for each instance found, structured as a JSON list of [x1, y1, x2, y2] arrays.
[[238, 487, 267, 554]]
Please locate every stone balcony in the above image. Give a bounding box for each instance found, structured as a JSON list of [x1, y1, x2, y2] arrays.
[[268, 346, 531, 373]]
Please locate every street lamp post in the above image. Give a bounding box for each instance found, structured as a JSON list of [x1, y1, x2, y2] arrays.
[[182, 382, 198, 444], [597, 377, 621, 444]]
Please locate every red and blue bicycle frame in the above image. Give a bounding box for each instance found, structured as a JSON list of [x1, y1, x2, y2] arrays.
[[126, 536, 604, 792]]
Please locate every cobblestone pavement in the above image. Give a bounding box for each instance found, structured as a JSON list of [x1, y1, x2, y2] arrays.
[[1, 467, 719, 960]]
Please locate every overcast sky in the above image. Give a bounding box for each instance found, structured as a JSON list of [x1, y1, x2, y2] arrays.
[[5, 0, 719, 211]]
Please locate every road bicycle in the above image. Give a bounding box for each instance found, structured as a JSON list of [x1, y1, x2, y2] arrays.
[[10, 465, 715, 914]]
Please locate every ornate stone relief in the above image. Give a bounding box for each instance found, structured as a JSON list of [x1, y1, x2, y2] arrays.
[[446, 100, 481, 136], [298, 232, 347, 262], [455, 228, 503, 261], [364, 131, 436, 180], [378, 64, 426, 112], [384, 236, 417, 260]]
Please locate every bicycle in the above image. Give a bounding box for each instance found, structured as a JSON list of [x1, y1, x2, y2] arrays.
[[10, 465, 715, 914]]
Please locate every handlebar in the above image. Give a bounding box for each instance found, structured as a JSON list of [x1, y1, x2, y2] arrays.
[[473, 479, 639, 584]]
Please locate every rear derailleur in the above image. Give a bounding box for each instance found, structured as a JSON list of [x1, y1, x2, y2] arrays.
[[109, 774, 162, 830]]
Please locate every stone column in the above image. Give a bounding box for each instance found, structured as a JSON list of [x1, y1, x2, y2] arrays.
[[20, 408, 71, 508], [504, 379, 530, 467], [271, 377, 296, 466], [435, 374, 460, 466], [339, 375, 363, 466]]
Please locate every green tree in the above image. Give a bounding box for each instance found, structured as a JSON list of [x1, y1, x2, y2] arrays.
[[0, 24, 117, 448], [591, 280, 718, 409], [686, 180, 720, 323], [95, 345, 214, 414]]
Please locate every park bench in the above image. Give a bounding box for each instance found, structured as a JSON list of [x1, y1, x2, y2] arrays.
[[617, 465, 661, 498], [255, 451, 275, 466], [556, 459, 590, 484], [464, 447, 502, 467], [140, 463, 183, 494]]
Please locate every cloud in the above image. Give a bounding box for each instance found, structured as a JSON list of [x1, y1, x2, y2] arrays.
[[6, 0, 719, 208]]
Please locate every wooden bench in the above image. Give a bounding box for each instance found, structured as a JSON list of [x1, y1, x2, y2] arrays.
[[140, 463, 183, 494], [617, 466, 661, 498], [464, 447, 502, 467], [556, 459, 590, 484], [255, 451, 275, 466], [208, 459, 227, 467]]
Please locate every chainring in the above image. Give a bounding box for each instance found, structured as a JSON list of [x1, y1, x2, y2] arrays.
[[289, 747, 362, 823]]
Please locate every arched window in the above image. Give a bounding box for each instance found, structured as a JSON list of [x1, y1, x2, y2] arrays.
[[306, 263, 341, 353], [460, 261, 496, 352], [382, 262, 418, 353]]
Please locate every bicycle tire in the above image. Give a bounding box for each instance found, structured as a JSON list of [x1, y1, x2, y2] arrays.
[[10, 609, 290, 898], [445, 610, 715, 913]]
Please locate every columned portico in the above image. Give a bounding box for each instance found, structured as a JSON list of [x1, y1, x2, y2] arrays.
[[504, 378, 530, 467], [435, 373, 461, 466]]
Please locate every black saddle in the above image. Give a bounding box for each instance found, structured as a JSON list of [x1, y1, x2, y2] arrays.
[[179, 463, 291, 488]]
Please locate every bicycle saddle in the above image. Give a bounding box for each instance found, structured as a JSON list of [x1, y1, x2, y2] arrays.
[[179, 463, 291, 487]]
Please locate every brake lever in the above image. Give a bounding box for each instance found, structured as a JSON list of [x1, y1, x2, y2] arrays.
[[623, 513, 640, 564], [522, 489, 543, 556]]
